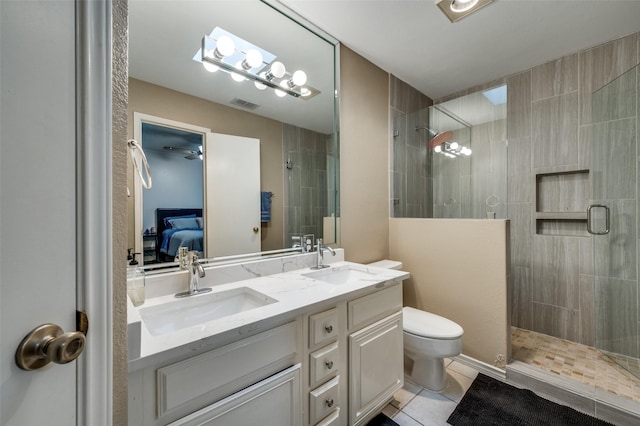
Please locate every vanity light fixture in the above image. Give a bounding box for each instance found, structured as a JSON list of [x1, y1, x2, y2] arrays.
[[434, 141, 472, 158], [194, 27, 317, 99], [436, 0, 493, 23]]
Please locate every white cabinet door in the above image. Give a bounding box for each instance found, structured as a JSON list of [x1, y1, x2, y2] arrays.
[[169, 364, 301, 426], [205, 133, 261, 257], [348, 312, 403, 425]]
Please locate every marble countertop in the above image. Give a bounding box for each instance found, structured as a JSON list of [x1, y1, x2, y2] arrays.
[[127, 261, 409, 372]]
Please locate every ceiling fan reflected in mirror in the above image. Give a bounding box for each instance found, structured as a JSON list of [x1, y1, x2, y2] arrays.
[[163, 145, 203, 160]]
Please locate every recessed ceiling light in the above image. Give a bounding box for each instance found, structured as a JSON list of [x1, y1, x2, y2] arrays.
[[436, 0, 494, 23]]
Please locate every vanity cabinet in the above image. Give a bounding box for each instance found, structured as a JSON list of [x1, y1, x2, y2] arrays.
[[348, 285, 403, 426], [302, 283, 403, 426], [306, 307, 342, 425], [128, 272, 405, 426], [168, 364, 302, 426], [129, 320, 302, 425]]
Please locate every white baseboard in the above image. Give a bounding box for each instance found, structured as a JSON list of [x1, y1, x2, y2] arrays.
[[452, 354, 506, 381]]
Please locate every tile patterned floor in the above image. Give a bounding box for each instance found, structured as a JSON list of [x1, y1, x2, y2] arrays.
[[382, 359, 479, 425], [511, 327, 640, 403]]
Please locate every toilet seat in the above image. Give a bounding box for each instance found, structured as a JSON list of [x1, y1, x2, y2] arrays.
[[403, 307, 463, 340]]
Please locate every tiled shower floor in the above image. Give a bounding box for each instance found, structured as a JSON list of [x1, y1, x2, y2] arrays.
[[511, 327, 640, 403]]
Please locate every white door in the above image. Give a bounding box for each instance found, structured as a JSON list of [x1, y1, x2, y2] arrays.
[[205, 133, 261, 257], [1, 1, 111, 425]]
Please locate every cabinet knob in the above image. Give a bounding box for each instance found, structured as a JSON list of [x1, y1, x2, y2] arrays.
[[325, 360, 334, 369], [324, 324, 333, 333], [325, 398, 334, 408]]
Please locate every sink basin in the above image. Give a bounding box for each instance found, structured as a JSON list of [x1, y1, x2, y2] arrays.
[[303, 265, 377, 285], [139, 287, 277, 336]]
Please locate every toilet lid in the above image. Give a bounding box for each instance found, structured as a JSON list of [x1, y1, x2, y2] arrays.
[[403, 307, 463, 339]]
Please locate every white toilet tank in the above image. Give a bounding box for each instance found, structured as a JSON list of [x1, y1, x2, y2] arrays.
[[367, 259, 403, 270]]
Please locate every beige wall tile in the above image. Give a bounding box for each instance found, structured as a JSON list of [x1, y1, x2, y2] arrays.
[[532, 53, 579, 102], [532, 92, 579, 168], [507, 71, 531, 140]]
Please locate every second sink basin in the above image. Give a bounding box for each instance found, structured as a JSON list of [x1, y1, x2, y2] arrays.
[[303, 265, 377, 285], [139, 287, 277, 336]]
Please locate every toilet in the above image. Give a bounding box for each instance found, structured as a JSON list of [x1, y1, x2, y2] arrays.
[[368, 260, 464, 392]]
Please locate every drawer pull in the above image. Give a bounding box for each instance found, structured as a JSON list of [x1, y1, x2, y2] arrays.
[[326, 398, 334, 408], [324, 324, 333, 333], [325, 360, 334, 369]]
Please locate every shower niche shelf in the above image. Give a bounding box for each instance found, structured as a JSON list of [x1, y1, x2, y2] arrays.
[[534, 168, 589, 236]]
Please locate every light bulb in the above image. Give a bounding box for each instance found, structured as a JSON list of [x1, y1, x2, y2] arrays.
[[292, 70, 307, 86], [254, 72, 267, 90], [244, 49, 263, 69], [449, 142, 459, 150], [275, 80, 288, 97], [215, 36, 235, 57], [203, 61, 219, 73], [202, 50, 219, 72], [231, 61, 245, 82], [269, 61, 286, 79], [450, 0, 479, 13], [464, 148, 472, 156], [434, 145, 442, 153]]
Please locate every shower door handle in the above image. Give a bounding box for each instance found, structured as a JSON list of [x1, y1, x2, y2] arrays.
[[587, 204, 610, 235]]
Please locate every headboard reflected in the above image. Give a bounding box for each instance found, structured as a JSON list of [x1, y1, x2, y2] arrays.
[[155, 208, 203, 262]]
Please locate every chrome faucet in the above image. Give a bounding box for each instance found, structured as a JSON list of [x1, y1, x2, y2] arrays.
[[312, 238, 336, 270], [175, 251, 211, 297]]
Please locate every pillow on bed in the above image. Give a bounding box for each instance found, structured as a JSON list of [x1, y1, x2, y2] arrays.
[[167, 217, 200, 230], [195, 217, 203, 229], [163, 213, 196, 228]]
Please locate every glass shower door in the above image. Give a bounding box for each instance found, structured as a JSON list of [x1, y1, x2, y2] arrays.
[[589, 65, 640, 392]]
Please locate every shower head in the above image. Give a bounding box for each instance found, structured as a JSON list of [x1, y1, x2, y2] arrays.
[[415, 126, 454, 148]]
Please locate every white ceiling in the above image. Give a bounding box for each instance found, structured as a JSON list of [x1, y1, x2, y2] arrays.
[[129, 1, 640, 132], [279, 0, 640, 100]]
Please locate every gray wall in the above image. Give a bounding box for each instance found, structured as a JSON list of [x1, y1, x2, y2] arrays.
[[390, 76, 433, 218], [283, 123, 332, 245], [508, 33, 638, 355]]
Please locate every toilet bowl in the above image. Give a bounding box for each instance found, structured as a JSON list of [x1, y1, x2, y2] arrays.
[[403, 307, 463, 391], [367, 260, 464, 392]]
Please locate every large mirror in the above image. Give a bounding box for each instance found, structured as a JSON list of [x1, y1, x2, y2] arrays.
[[127, 0, 339, 266]]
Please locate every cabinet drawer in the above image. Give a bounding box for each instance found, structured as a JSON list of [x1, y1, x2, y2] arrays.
[[168, 364, 302, 426], [309, 308, 339, 347], [157, 321, 298, 420], [315, 408, 340, 426], [348, 284, 402, 330], [309, 342, 339, 387], [309, 375, 340, 425]]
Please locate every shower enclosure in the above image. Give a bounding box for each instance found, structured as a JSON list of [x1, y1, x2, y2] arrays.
[[590, 64, 639, 389], [392, 71, 640, 412], [512, 63, 640, 412], [392, 84, 508, 220]]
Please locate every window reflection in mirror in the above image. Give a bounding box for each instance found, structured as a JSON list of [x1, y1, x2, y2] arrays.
[[127, 0, 339, 267]]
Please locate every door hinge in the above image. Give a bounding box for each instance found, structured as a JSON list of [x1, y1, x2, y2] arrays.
[[76, 310, 89, 335]]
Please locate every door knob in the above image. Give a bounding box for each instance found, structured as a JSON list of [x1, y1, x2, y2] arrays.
[[15, 323, 86, 371], [253, 226, 259, 233]]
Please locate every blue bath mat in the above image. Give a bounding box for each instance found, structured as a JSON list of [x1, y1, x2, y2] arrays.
[[448, 373, 614, 425]]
